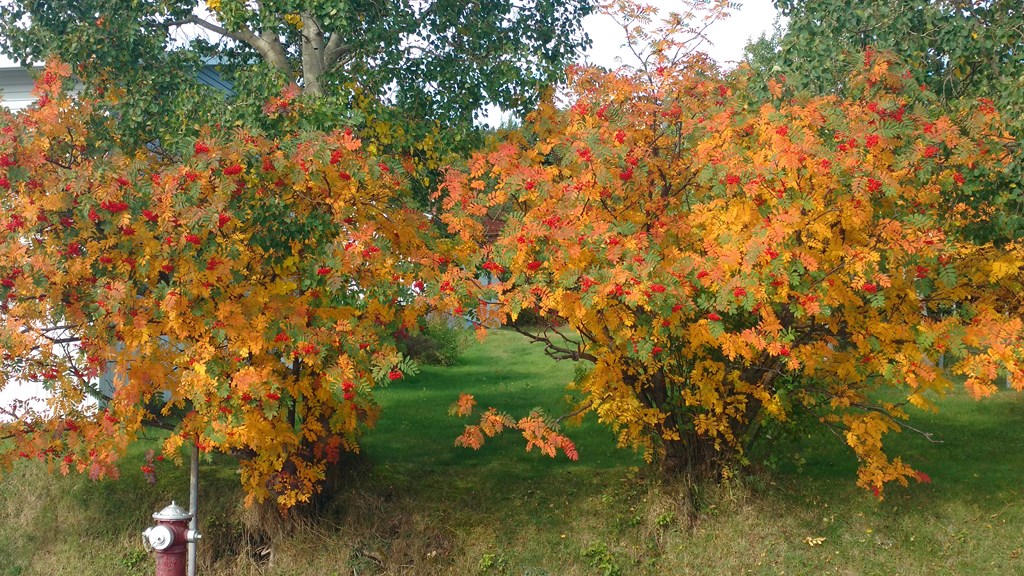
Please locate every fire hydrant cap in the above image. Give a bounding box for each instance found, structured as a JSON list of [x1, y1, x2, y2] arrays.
[[152, 500, 193, 522]]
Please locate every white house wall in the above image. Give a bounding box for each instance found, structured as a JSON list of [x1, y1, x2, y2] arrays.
[[0, 66, 38, 111]]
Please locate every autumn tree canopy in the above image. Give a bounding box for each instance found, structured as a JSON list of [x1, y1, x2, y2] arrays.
[[759, 0, 1024, 240], [441, 49, 1022, 495], [0, 63, 449, 508], [0, 0, 593, 152]]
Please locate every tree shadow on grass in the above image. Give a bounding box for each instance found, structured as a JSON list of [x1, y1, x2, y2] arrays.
[[771, 390, 1024, 509]]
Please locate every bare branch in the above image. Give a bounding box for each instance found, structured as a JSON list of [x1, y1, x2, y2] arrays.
[[142, 416, 177, 432], [553, 400, 593, 426], [807, 385, 943, 444], [511, 323, 597, 362]]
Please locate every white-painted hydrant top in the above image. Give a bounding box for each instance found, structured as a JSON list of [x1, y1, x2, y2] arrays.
[[153, 500, 193, 522]]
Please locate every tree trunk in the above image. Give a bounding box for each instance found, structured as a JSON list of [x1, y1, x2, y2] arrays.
[[300, 13, 326, 97], [659, 432, 726, 480]]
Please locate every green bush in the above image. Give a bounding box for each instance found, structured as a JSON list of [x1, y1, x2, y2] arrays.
[[400, 316, 472, 366]]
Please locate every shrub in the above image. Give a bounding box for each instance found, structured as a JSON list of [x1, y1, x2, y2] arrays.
[[400, 316, 472, 366]]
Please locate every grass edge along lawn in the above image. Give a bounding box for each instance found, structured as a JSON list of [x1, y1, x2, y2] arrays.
[[2, 329, 1023, 575]]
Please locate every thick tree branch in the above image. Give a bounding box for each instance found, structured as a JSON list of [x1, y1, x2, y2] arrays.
[[179, 14, 291, 76], [323, 32, 347, 72]]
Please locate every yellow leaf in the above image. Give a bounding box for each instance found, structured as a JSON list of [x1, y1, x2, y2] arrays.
[[989, 259, 1021, 282], [283, 13, 303, 30]]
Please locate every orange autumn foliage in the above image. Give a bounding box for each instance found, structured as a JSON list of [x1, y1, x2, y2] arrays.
[[0, 62, 444, 509], [441, 51, 1021, 495]]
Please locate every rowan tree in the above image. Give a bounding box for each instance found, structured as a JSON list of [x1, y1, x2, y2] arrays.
[[0, 62, 446, 508], [440, 48, 1022, 495]]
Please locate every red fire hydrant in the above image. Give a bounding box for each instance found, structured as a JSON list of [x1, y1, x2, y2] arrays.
[[143, 501, 201, 576]]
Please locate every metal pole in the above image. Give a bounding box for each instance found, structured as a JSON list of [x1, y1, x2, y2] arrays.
[[188, 443, 199, 576]]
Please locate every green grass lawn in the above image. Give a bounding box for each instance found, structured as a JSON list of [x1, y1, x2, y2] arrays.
[[2, 329, 1023, 575]]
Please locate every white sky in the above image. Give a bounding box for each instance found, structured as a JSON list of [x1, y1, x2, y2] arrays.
[[583, 0, 781, 69], [481, 0, 781, 124], [0, 1, 781, 413]]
